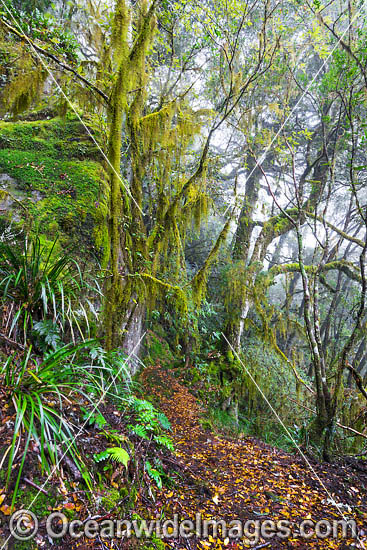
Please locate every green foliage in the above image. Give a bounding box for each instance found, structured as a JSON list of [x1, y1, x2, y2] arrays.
[[10, 0, 52, 14], [0, 0, 79, 61], [156, 412, 172, 431], [86, 345, 132, 398], [239, 337, 299, 418], [0, 5, 79, 119], [1, 0, 365, 466], [125, 397, 173, 451], [105, 447, 129, 467], [144, 459, 163, 489], [32, 319, 62, 352], [1, 343, 93, 509], [0, 334, 133, 509], [93, 449, 110, 463], [81, 407, 107, 429], [94, 447, 129, 468], [144, 328, 175, 368], [201, 407, 241, 436], [0, 234, 97, 346], [139, 528, 165, 550], [90, 394, 173, 492], [185, 335, 311, 452]]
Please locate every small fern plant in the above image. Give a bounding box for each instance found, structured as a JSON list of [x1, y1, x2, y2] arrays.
[[126, 397, 174, 451], [93, 447, 129, 468]]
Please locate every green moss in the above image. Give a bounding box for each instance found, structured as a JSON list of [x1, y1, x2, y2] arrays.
[[6, 539, 36, 550], [190, 367, 200, 383], [0, 117, 101, 160], [0, 117, 108, 257], [46, 220, 59, 237], [199, 417, 214, 432], [141, 533, 165, 550], [63, 507, 76, 521], [144, 329, 175, 368], [102, 487, 124, 510], [14, 482, 58, 518]]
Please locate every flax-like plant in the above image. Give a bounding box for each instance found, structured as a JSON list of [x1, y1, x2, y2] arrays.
[[2, 343, 90, 509], [0, 341, 132, 509], [0, 234, 99, 346]]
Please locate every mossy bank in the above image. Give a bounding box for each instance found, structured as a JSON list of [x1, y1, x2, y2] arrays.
[[0, 115, 108, 261]]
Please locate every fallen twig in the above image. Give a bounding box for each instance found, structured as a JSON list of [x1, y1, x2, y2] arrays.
[[0, 332, 25, 351], [24, 477, 48, 495]]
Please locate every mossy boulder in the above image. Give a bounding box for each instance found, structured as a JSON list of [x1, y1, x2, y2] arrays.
[[0, 115, 109, 262]]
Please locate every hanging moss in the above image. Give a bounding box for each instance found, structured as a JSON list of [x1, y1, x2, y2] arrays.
[[139, 101, 177, 159], [0, 48, 48, 117], [191, 217, 231, 308], [103, 0, 221, 350]]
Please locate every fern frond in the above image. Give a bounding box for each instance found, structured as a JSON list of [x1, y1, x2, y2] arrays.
[[107, 447, 129, 468]]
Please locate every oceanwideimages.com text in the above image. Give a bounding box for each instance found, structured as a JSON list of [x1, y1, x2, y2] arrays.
[[9, 510, 358, 543]]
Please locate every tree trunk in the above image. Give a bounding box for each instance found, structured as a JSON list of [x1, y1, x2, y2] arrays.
[[223, 155, 261, 353], [122, 301, 145, 374]]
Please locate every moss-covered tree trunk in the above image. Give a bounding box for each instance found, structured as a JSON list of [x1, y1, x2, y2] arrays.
[[103, 0, 156, 354], [103, 0, 130, 351], [223, 156, 261, 353], [224, 144, 331, 354], [103, 0, 271, 359]]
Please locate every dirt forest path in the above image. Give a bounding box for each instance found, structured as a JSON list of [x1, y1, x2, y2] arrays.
[[141, 365, 367, 550]]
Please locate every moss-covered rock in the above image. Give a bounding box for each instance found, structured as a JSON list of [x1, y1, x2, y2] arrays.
[[144, 328, 175, 368], [14, 482, 58, 519], [0, 115, 109, 261]]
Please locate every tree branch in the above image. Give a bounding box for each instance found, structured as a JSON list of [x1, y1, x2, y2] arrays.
[[346, 363, 367, 402], [0, 17, 109, 103], [288, 397, 367, 440], [305, 211, 364, 248], [269, 259, 361, 283]]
